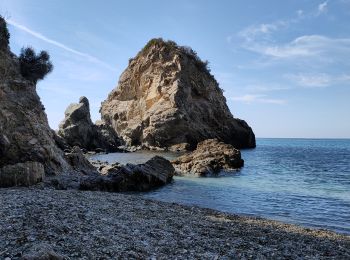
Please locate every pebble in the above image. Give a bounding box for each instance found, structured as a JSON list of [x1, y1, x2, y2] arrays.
[[0, 188, 349, 259]]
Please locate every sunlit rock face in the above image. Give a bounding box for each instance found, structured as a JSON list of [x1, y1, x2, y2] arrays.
[[101, 39, 255, 151]]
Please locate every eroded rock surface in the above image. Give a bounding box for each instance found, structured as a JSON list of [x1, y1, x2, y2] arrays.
[[0, 161, 45, 187], [58, 97, 121, 152], [171, 138, 244, 176], [101, 39, 255, 151], [80, 156, 174, 192], [0, 17, 70, 180]]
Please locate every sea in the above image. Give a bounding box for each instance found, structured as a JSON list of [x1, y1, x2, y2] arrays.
[[91, 138, 350, 235]]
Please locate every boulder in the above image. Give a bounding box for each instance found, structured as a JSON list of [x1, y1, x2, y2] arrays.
[[100, 38, 255, 150], [171, 138, 244, 176], [0, 161, 45, 187], [0, 17, 71, 178], [58, 97, 122, 152], [80, 156, 174, 192], [64, 146, 98, 174]]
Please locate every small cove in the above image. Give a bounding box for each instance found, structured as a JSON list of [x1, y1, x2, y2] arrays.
[[90, 138, 350, 234]]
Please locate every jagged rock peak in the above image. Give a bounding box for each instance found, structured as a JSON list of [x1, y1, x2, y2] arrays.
[[58, 96, 122, 152], [101, 38, 256, 150]]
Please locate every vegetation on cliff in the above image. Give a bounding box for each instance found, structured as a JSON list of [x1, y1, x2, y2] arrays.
[[19, 47, 53, 83]]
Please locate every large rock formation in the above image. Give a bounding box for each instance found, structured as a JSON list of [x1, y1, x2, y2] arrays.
[[0, 17, 71, 179], [101, 38, 255, 151], [58, 96, 121, 152], [171, 138, 244, 176]]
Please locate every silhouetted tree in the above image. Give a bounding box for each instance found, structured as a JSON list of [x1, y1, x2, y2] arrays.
[[19, 47, 53, 83], [0, 16, 10, 47]]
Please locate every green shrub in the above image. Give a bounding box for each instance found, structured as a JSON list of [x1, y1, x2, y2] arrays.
[[140, 38, 212, 73], [19, 47, 53, 83]]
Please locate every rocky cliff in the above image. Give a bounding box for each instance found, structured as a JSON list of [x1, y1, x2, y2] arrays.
[[0, 17, 71, 180], [100, 39, 255, 151]]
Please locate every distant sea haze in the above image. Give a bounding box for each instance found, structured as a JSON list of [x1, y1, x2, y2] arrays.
[[93, 138, 350, 234]]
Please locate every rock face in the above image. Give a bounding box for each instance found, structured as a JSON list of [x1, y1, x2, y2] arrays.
[[80, 156, 174, 192], [101, 38, 255, 151], [58, 96, 121, 152], [171, 139, 244, 176], [64, 146, 98, 174], [0, 161, 45, 187], [0, 17, 70, 179]]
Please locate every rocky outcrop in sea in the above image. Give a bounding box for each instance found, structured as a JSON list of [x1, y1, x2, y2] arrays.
[[171, 138, 244, 176], [100, 38, 255, 151]]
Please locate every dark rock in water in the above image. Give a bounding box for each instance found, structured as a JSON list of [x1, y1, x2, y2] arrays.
[[171, 138, 244, 176], [58, 96, 122, 152], [0, 17, 71, 181], [0, 161, 44, 187], [101, 38, 255, 150], [80, 156, 174, 192]]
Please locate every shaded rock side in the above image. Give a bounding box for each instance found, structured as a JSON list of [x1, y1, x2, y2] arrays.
[[58, 96, 122, 152], [101, 38, 255, 150], [80, 156, 174, 192], [171, 138, 244, 176], [0, 17, 70, 177], [0, 161, 45, 187]]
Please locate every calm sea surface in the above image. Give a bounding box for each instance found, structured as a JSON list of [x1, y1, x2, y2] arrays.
[[91, 138, 350, 234]]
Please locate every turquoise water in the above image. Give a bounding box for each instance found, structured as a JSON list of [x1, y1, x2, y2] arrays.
[[92, 139, 350, 234]]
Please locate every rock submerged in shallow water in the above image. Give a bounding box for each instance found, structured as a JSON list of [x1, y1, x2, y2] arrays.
[[80, 156, 175, 192], [0, 161, 45, 187], [100, 38, 255, 151], [171, 139, 244, 176]]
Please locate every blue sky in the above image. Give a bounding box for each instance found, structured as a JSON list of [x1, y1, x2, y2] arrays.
[[1, 0, 349, 138]]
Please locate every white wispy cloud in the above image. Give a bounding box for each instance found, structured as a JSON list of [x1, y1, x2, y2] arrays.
[[317, 1, 328, 15], [230, 94, 286, 105], [234, 1, 331, 46], [238, 21, 287, 43], [6, 19, 116, 71], [244, 35, 350, 59], [285, 73, 350, 87]]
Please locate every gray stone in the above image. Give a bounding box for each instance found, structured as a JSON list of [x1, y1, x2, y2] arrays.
[[0, 161, 45, 187]]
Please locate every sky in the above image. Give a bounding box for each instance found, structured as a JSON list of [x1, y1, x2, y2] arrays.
[[1, 0, 349, 138]]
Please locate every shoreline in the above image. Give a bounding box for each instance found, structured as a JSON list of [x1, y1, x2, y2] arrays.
[[1, 188, 349, 259]]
